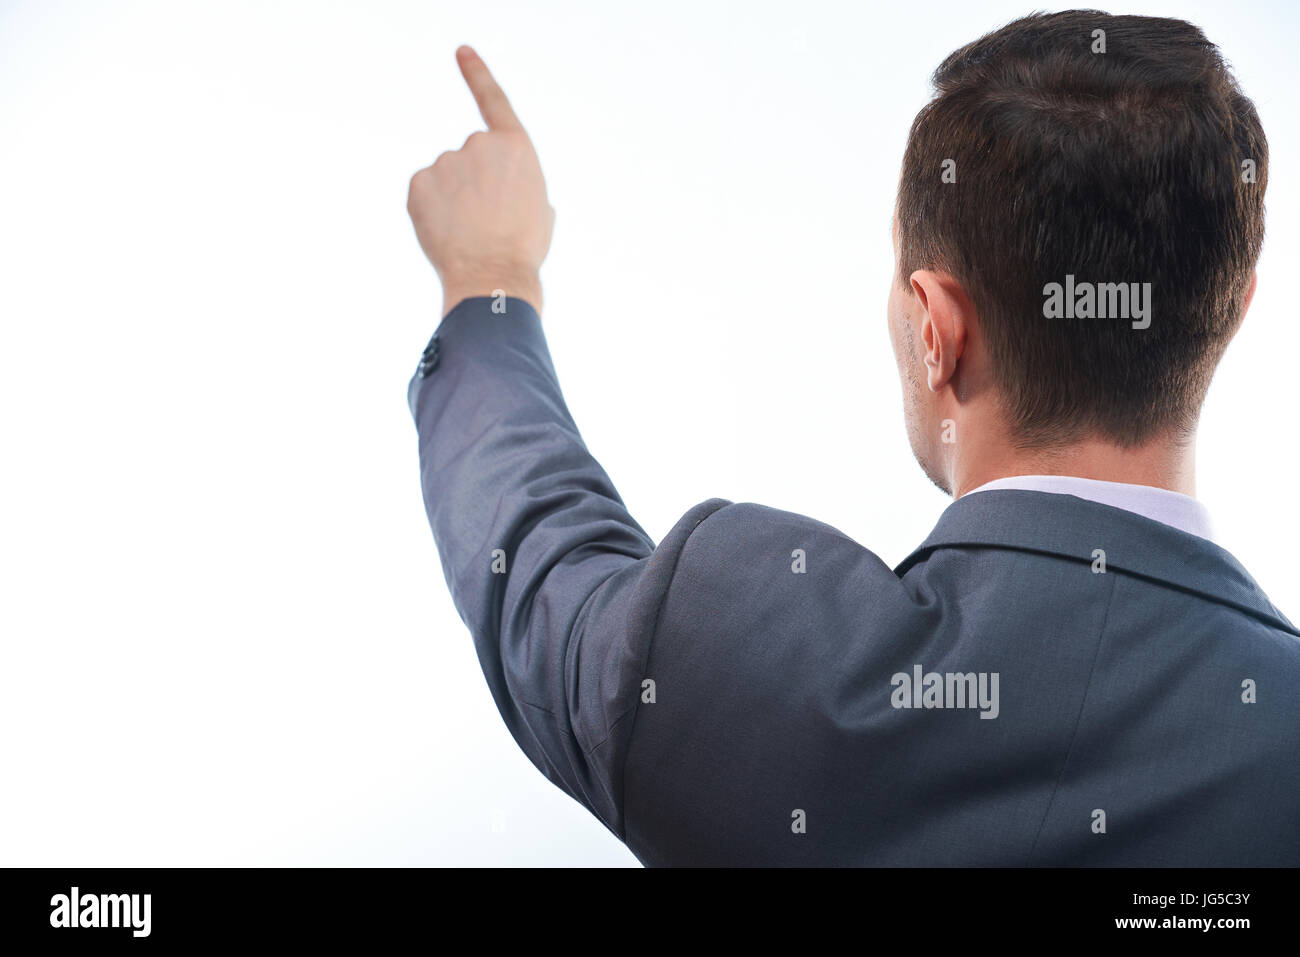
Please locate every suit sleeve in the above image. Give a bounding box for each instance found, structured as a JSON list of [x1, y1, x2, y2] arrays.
[[407, 295, 729, 839]]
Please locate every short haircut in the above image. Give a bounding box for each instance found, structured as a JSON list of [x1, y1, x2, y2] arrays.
[[895, 10, 1267, 447]]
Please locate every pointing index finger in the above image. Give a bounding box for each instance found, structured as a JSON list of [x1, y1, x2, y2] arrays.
[[456, 45, 524, 133]]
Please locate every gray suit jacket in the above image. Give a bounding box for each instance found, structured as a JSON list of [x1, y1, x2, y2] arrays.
[[408, 296, 1300, 866]]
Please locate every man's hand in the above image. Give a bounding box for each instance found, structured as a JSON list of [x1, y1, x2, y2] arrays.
[[407, 46, 554, 316]]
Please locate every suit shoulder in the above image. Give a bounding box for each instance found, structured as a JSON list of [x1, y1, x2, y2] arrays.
[[1194, 596, 1300, 673], [657, 499, 901, 612], [674, 499, 885, 554]]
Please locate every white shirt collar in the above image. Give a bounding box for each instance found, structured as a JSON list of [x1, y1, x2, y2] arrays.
[[961, 475, 1215, 542]]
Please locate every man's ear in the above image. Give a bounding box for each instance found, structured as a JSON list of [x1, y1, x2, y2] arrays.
[[1223, 271, 1259, 346], [908, 269, 971, 392], [1243, 270, 1258, 316]]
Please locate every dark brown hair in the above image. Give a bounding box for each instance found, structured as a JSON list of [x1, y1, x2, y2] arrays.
[[896, 10, 1267, 446]]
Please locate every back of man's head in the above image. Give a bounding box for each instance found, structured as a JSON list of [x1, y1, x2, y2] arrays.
[[895, 10, 1267, 448]]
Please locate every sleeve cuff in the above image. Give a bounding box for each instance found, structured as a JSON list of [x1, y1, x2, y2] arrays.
[[406, 295, 544, 419]]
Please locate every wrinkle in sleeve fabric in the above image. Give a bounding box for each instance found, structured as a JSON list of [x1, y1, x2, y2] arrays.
[[407, 295, 728, 840]]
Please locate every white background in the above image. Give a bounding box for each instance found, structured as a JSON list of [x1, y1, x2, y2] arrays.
[[2, 0, 1296, 866]]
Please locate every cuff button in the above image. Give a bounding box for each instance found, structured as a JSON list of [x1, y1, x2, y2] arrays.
[[418, 335, 441, 378]]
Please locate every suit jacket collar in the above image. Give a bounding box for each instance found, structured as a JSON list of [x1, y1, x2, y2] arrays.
[[896, 488, 1298, 636]]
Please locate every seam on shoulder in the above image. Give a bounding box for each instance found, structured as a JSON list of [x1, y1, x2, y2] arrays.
[[611, 498, 733, 839], [584, 500, 732, 758]]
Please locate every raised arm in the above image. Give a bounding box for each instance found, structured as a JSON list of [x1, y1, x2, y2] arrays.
[[405, 47, 729, 837]]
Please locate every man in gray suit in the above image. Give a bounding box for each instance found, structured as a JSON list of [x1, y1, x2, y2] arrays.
[[405, 13, 1300, 865]]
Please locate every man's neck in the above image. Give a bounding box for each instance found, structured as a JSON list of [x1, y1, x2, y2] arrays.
[[951, 431, 1197, 500]]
